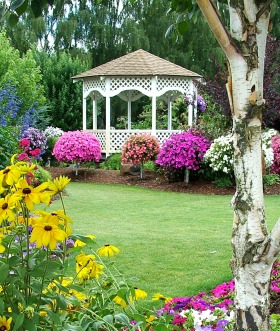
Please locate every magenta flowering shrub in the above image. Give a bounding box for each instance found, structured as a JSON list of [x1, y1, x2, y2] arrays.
[[271, 134, 280, 174], [53, 131, 101, 164], [121, 133, 160, 166], [156, 130, 211, 173]]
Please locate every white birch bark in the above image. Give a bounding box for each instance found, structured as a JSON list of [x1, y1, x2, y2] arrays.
[[195, 0, 279, 329]]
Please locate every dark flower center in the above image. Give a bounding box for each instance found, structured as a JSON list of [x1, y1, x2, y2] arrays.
[[3, 169, 10, 174], [44, 225, 52, 231], [22, 188, 31, 194], [1, 203, 8, 210], [0, 326, 7, 330]]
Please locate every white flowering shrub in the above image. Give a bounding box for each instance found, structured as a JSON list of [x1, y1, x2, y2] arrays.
[[43, 126, 65, 165], [204, 129, 279, 177], [44, 126, 64, 139], [204, 134, 234, 175]]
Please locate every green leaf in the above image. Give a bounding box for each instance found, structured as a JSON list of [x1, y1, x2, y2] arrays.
[[114, 313, 130, 326], [10, 0, 25, 11], [103, 314, 114, 325], [0, 297, 4, 314], [22, 319, 37, 331], [31, 0, 43, 18], [0, 263, 9, 282], [177, 21, 189, 34], [15, 0, 28, 16], [0, 4, 6, 17], [47, 310, 62, 325], [132, 313, 146, 327], [155, 324, 170, 331], [7, 12, 19, 26], [13, 313, 24, 330]]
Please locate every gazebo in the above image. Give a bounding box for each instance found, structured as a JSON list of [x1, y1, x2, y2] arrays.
[[72, 49, 202, 156]]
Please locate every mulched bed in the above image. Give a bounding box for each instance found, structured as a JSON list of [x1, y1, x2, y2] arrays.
[[48, 167, 280, 195]]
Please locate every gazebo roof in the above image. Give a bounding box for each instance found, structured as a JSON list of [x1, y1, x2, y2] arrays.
[[72, 49, 202, 80]]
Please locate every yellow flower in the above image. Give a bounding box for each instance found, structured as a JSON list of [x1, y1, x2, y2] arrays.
[[113, 296, 127, 308], [74, 235, 95, 247], [30, 221, 67, 250], [152, 293, 172, 303], [48, 176, 71, 195], [16, 163, 37, 175], [0, 315, 12, 330], [0, 165, 22, 186], [76, 253, 103, 280], [0, 194, 20, 223], [133, 287, 148, 300], [13, 178, 51, 210], [97, 244, 120, 257], [0, 234, 5, 253], [34, 210, 73, 235]]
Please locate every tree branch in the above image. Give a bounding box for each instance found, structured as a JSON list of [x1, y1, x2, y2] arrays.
[[256, 0, 273, 22], [195, 0, 241, 61]]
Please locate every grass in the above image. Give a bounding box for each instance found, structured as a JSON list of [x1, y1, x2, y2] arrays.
[[51, 182, 280, 299]]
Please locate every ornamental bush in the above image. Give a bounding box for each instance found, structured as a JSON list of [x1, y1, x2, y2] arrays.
[[43, 126, 64, 166], [53, 130, 102, 173], [20, 127, 47, 161], [121, 133, 160, 178], [156, 130, 210, 182]]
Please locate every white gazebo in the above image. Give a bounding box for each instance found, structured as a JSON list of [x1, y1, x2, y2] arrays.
[[72, 49, 202, 156]]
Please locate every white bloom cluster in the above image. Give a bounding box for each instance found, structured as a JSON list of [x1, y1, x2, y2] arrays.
[[180, 308, 234, 329], [44, 126, 64, 139], [262, 129, 279, 168], [204, 134, 234, 174]]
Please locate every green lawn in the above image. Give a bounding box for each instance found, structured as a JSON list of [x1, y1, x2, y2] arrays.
[[51, 182, 280, 299]]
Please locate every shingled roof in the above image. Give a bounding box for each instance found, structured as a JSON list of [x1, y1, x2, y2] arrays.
[[72, 49, 202, 80]]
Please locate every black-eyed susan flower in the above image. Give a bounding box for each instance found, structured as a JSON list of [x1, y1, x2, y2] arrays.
[[113, 296, 127, 308], [97, 244, 120, 257], [74, 235, 95, 247], [30, 221, 67, 250], [0, 234, 5, 253], [152, 293, 172, 303], [34, 210, 73, 235], [13, 178, 51, 210], [48, 175, 71, 195], [76, 253, 103, 280], [0, 165, 22, 187], [0, 315, 12, 330], [133, 287, 148, 300], [0, 194, 21, 223]]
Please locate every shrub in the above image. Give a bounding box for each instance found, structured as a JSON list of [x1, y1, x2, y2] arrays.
[[100, 153, 121, 170], [20, 127, 47, 160], [156, 129, 210, 182], [271, 134, 280, 174], [203, 134, 234, 176], [263, 174, 280, 186], [121, 133, 160, 178], [43, 126, 64, 165], [53, 130, 102, 174]]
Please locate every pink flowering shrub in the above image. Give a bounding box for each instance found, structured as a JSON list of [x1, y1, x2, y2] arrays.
[[53, 131, 101, 169], [121, 133, 160, 178], [156, 130, 210, 178], [271, 134, 280, 174]]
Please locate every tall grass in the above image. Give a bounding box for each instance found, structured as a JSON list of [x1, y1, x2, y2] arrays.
[[52, 182, 279, 299]]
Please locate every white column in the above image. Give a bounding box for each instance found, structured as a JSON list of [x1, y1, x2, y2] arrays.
[[167, 94, 172, 130], [105, 96, 111, 157], [188, 83, 194, 127], [92, 96, 98, 130], [83, 97, 87, 130], [127, 92, 132, 130], [151, 77, 157, 135]]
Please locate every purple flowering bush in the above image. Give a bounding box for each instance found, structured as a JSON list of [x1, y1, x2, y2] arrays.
[[156, 130, 210, 181], [159, 260, 280, 330], [271, 134, 280, 174], [20, 127, 47, 160], [53, 131, 102, 173], [184, 93, 207, 112]]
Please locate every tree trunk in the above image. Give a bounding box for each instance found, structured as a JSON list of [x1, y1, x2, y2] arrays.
[[195, 1, 280, 330]]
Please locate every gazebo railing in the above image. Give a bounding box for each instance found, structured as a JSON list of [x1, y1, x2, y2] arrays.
[[86, 129, 181, 155]]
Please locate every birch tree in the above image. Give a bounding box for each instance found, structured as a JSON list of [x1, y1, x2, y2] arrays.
[[171, 0, 279, 329]]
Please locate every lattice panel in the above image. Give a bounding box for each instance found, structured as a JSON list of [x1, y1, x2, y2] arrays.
[[84, 78, 106, 94], [155, 131, 181, 145], [110, 77, 152, 93], [95, 131, 106, 150], [157, 77, 190, 93]]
